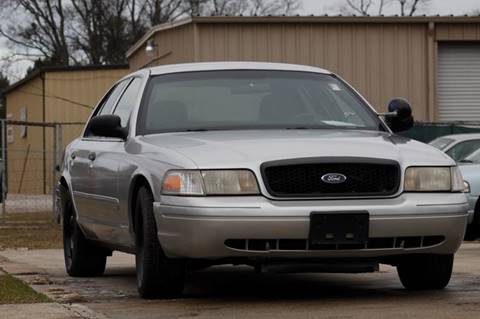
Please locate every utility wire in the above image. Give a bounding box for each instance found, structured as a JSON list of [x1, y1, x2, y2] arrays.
[[2, 69, 97, 109], [15, 89, 93, 109]]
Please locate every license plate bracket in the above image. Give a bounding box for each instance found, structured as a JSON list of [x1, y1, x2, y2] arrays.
[[309, 212, 369, 245]]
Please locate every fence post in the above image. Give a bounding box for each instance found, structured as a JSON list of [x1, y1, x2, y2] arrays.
[[52, 124, 58, 215], [1, 119, 6, 219]]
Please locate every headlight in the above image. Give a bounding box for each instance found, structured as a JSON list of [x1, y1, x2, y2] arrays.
[[404, 166, 464, 192], [161, 170, 204, 195], [162, 170, 259, 196]]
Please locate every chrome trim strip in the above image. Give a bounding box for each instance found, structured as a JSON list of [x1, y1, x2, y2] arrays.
[[73, 191, 120, 210]]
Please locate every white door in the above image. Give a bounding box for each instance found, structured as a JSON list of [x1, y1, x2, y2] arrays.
[[437, 43, 480, 122]]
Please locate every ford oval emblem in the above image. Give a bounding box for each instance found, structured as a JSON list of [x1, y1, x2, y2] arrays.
[[321, 173, 347, 184]]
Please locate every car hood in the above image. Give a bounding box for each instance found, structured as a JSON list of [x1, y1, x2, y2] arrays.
[[139, 130, 454, 169]]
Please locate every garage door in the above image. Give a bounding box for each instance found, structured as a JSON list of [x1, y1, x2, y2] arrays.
[[438, 44, 480, 122]]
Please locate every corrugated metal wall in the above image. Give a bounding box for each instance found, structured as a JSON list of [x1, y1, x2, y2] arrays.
[[5, 68, 129, 194], [436, 23, 480, 41], [437, 43, 480, 122], [5, 78, 45, 194], [45, 68, 129, 143], [129, 24, 194, 70], [195, 22, 430, 119]]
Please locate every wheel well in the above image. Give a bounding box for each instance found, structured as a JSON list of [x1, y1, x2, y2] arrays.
[[129, 175, 152, 234]]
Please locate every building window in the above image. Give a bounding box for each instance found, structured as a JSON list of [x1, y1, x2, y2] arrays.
[[20, 106, 27, 138], [6, 113, 13, 144]]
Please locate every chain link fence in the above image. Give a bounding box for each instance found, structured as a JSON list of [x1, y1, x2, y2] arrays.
[[0, 120, 479, 218], [401, 122, 480, 143], [0, 120, 74, 217]]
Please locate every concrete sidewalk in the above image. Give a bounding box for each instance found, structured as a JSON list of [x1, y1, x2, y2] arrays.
[[0, 303, 102, 319], [0, 253, 107, 319]]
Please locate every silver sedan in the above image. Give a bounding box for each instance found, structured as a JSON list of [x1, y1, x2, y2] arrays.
[[56, 62, 468, 299]]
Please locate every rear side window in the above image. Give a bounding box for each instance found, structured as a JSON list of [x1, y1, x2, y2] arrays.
[[97, 80, 128, 116], [429, 138, 454, 150], [114, 78, 143, 127]]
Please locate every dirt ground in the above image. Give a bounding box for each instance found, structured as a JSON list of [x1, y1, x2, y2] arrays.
[[0, 213, 61, 250], [1, 243, 480, 319]]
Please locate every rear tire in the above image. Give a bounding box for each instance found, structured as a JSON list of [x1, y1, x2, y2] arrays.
[[397, 254, 453, 290], [134, 186, 185, 299], [60, 185, 107, 277]]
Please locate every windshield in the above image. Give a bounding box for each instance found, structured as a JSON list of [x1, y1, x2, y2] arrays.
[[138, 70, 381, 134], [463, 148, 480, 163], [429, 138, 455, 150]]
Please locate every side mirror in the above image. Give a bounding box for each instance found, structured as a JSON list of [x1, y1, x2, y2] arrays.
[[86, 114, 128, 139], [385, 98, 414, 133]]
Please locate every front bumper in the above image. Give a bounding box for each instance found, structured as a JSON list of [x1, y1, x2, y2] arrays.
[[153, 193, 468, 259]]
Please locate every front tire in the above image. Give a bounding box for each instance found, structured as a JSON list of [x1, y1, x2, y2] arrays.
[[397, 254, 454, 290], [134, 186, 185, 299], [60, 185, 107, 277]]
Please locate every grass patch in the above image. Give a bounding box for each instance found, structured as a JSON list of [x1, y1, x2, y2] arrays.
[[0, 274, 51, 304], [0, 213, 62, 250]]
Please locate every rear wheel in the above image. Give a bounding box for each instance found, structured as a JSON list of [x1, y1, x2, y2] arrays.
[[134, 186, 185, 299], [397, 254, 453, 290], [60, 185, 107, 277]]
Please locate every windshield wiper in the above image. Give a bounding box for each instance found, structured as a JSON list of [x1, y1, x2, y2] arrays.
[[285, 127, 313, 130], [186, 129, 208, 132], [459, 159, 473, 163]]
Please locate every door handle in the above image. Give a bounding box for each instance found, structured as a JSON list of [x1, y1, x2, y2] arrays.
[[88, 152, 96, 161], [70, 152, 76, 160]]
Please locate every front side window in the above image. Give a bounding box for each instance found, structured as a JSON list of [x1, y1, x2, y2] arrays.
[[97, 80, 129, 116], [446, 140, 480, 161], [114, 77, 143, 127], [138, 70, 381, 134], [464, 148, 480, 163]]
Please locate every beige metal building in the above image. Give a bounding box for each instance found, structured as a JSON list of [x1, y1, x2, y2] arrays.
[[4, 65, 128, 194], [127, 16, 480, 123]]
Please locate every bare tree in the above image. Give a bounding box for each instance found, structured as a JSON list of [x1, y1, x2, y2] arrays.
[[340, 0, 390, 16], [339, 0, 430, 16], [185, 0, 300, 16], [247, 0, 300, 15], [0, 0, 71, 65], [397, 0, 431, 16], [142, 0, 187, 25], [0, 0, 301, 72]]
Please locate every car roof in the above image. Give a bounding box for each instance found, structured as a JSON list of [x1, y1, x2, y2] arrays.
[[148, 61, 332, 76], [432, 133, 480, 143]]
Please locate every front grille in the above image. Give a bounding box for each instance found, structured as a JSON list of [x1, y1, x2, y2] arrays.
[[225, 236, 445, 251], [262, 158, 400, 198]]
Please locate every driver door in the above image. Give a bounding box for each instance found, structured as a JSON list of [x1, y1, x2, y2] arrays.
[[69, 79, 129, 241]]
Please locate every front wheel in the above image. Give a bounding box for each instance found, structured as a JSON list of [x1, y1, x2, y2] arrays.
[[135, 186, 185, 299], [397, 254, 454, 290]]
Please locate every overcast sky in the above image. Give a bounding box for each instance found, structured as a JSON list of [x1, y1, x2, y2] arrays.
[[2, 0, 480, 82], [300, 0, 480, 15]]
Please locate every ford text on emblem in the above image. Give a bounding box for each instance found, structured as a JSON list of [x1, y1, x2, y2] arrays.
[[321, 173, 347, 184]]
